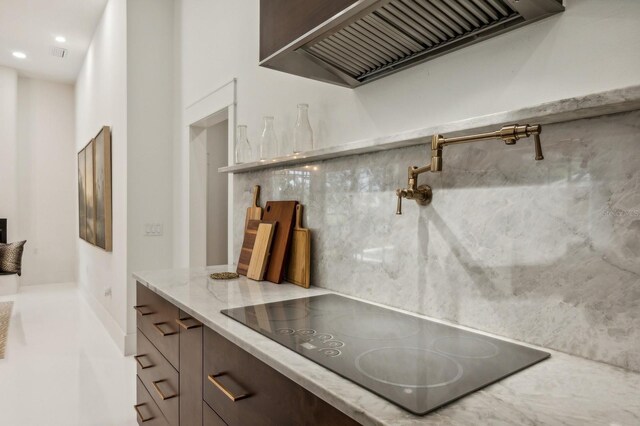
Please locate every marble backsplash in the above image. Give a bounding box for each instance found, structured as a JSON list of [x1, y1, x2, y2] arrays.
[[233, 110, 640, 372]]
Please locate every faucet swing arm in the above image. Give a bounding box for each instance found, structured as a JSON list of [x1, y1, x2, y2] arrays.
[[396, 123, 544, 214], [431, 124, 543, 171]]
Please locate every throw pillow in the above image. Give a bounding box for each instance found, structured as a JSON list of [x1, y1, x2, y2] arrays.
[[0, 241, 27, 276]]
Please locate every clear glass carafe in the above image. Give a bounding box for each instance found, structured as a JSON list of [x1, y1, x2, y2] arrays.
[[235, 125, 252, 164], [293, 103, 313, 153], [260, 116, 279, 160]]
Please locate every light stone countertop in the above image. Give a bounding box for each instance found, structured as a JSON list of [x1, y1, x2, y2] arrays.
[[133, 266, 640, 426]]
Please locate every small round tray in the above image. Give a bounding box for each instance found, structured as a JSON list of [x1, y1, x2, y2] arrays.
[[210, 272, 239, 280]]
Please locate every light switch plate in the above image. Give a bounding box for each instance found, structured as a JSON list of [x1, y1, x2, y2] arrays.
[[144, 223, 163, 236]]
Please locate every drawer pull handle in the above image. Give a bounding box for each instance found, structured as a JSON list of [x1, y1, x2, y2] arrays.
[[134, 354, 154, 369], [152, 380, 178, 400], [134, 403, 154, 422], [152, 322, 177, 337], [133, 305, 154, 316], [176, 317, 202, 330], [208, 373, 250, 402]]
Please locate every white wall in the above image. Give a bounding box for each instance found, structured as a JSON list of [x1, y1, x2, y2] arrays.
[[126, 0, 175, 342], [76, 0, 175, 354], [75, 0, 129, 352], [17, 77, 76, 286], [0, 67, 18, 241]]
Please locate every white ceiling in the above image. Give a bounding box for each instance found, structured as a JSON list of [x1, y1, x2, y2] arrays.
[[0, 0, 108, 83]]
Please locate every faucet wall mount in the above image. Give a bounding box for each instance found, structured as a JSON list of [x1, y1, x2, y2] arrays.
[[396, 124, 544, 214]]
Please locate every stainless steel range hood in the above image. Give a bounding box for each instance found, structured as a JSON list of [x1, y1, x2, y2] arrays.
[[260, 0, 564, 88]]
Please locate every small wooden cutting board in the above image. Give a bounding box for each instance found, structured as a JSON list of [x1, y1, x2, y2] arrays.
[[247, 222, 276, 281], [236, 219, 260, 276], [287, 204, 311, 288], [244, 185, 263, 230], [262, 201, 298, 284]]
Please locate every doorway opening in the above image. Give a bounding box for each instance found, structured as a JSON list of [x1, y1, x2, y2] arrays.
[[189, 109, 230, 267]]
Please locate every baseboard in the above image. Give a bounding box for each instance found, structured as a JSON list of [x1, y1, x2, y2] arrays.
[[124, 331, 137, 356], [80, 286, 132, 355]]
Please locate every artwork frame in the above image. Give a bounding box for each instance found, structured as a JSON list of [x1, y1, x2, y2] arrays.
[[85, 139, 96, 245], [77, 149, 86, 240], [94, 126, 112, 251], [77, 126, 112, 252]]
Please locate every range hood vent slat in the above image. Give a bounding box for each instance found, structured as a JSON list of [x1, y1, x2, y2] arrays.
[[427, 1, 474, 32], [447, 0, 483, 27]]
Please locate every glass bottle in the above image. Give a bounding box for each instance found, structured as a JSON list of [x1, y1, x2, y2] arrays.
[[293, 103, 313, 153], [260, 116, 278, 160], [235, 125, 252, 164]]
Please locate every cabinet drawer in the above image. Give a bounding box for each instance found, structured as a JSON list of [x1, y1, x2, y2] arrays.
[[136, 331, 179, 426], [136, 283, 180, 369], [203, 327, 359, 426], [204, 401, 227, 426], [178, 311, 203, 426], [136, 376, 170, 426]]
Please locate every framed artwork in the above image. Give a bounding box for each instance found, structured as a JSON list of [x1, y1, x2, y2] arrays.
[[94, 126, 112, 251], [78, 149, 86, 240], [85, 139, 96, 245], [78, 126, 112, 251]]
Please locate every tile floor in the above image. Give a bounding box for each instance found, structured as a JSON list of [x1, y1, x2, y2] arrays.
[[0, 283, 137, 426]]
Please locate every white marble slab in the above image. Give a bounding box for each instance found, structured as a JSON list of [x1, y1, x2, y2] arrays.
[[220, 85, 640, 174], [233, 109, 640, 373], [134, 266, 640, 426]]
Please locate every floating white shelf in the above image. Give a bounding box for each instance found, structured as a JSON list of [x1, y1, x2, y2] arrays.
[[219, 85, 640, 174]]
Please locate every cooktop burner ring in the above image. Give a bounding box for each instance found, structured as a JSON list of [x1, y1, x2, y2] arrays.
[[315, 333, 333, 341], [355, 347, 463, 389], [432, 336, 500, 359]]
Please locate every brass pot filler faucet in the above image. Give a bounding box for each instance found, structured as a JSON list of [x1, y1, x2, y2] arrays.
[[396, 124, 544, 215]]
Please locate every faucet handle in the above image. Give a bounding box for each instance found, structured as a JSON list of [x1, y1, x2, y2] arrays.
[[396, 189, 406, 215], [533, 134, 544, 160]]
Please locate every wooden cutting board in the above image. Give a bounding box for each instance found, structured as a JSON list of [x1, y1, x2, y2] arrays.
[[236, 219, 260, 276], [247, 222, 276, 281], [286, 204, 311, 288], [262, 201, 298, 284], [244, 185, 263, 230]]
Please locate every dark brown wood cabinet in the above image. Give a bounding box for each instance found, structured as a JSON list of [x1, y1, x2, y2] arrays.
[[178, 311, 204, 426], [203, 327, 359, 426], [135, 282, 359, 426], [136, 284, 180, 370], [136, 376, 171, 426], [136, 332, 180, 425], [136, 284, 182, 426], [203, 402, 227, 426]]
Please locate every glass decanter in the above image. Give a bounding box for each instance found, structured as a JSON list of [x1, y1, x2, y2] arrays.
[[235, 125, 252, 164], [293, 103, 313, 153], [260, 116, 279, 160]]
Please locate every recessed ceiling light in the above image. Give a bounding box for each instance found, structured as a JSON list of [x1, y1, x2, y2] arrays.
[[12, 51, 26, 59], [55, 36, 66, 43]]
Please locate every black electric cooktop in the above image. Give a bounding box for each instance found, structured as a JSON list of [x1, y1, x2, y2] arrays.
[[221, 294, 549, 415]]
